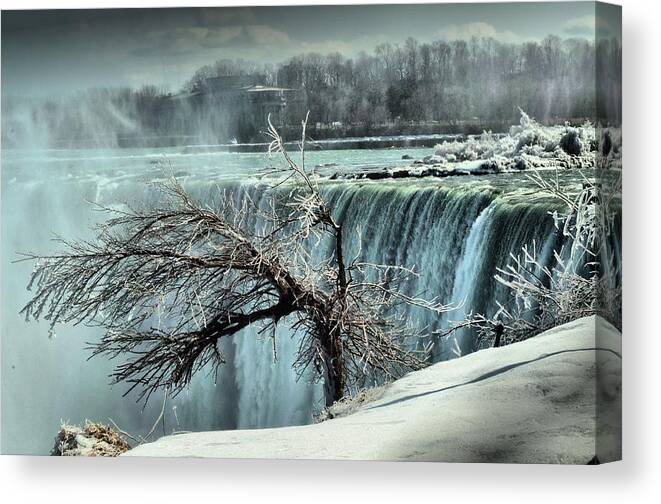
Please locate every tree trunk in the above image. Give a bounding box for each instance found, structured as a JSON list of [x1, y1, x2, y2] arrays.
[[322, 327, 346, 408], [493, 323, 504, 348], [324, 221, 348, 407]]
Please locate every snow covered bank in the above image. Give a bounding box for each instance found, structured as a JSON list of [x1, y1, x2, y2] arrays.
[[124, 316, 621, 463]]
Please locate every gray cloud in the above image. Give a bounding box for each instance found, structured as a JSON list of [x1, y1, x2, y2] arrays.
[[130, 24, 292, 57], [562, 13, 620, 41], [438, 22, 525, 43], [563, 15, 594, 38]]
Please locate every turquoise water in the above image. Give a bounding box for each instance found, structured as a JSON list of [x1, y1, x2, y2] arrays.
[[1, 145, 427, 183]]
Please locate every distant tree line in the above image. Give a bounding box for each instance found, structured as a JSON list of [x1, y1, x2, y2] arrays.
[[185, 35, 618, 125], [2, 35, 621, 148]]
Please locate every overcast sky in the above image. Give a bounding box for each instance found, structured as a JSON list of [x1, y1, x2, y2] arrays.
[[1, 2, 618, 97]]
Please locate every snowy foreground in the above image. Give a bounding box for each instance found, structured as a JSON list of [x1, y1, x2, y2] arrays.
[[125, 316, 621, 463]]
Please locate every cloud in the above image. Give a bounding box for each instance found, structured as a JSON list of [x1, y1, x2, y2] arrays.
[[244, 25, 292, 46], [563, 15, 618, 40], [437, 22, 522, 43], [196, 27, 244, 49], [298, 38, 366, 56], [131, 24, 292, 57], [563, 15, 595, 37], [192, 7, 257, 28]]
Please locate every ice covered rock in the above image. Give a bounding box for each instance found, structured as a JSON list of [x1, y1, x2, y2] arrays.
[[51, 421, 130, 456], [559, 128, 582, 155]]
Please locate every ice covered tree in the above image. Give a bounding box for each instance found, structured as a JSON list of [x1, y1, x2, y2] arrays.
[[19, 115, 449, 407]]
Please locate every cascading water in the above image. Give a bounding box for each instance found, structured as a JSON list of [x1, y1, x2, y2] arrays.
[[1, 147, 576, 454]]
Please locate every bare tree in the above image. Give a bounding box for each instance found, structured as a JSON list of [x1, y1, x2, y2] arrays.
[[20, 115, 449, 407]]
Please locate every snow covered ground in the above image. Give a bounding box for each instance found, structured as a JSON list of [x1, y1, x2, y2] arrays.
[[124, 316, 621, 463]]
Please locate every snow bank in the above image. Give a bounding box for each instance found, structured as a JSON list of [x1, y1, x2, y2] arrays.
[[124, 316, 621, 463]]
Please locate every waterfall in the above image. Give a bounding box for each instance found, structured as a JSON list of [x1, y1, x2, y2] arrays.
[[174, 180, 567, 429], [1, 163, 570, 454]]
